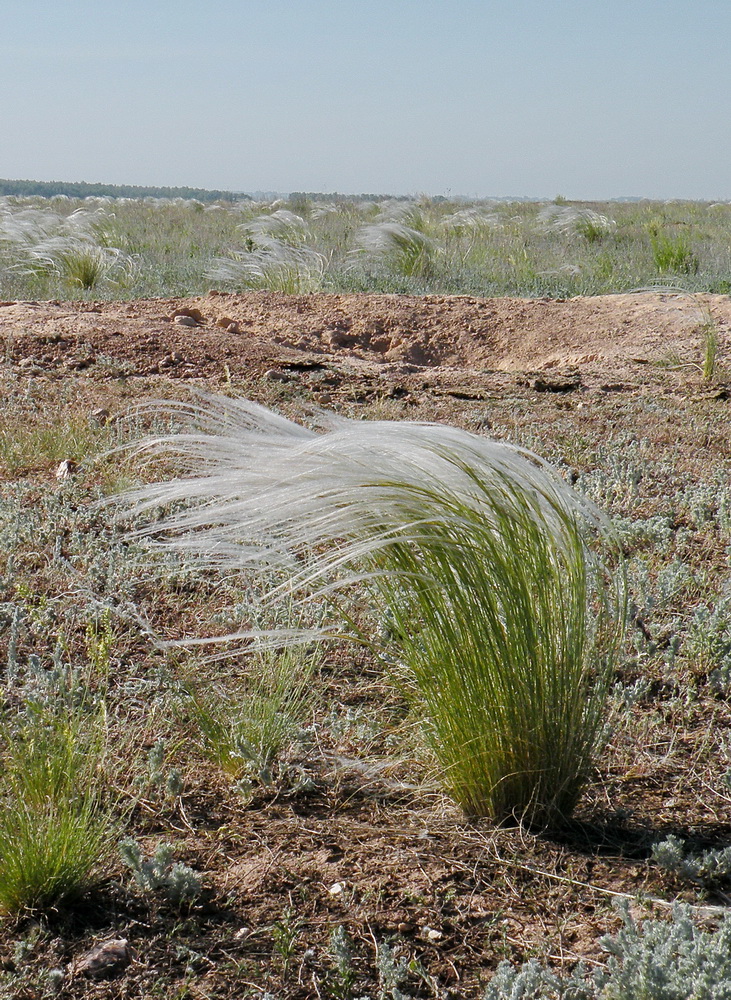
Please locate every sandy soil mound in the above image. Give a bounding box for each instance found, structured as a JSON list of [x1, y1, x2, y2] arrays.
[[2, 290, 729, 388]]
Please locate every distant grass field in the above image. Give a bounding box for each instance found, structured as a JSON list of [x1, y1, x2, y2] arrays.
[[2, 193, 731, 301]]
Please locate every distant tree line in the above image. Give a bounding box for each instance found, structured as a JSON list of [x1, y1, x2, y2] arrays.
[[288, 191, 417, 204], [0, 178, 250, 203]]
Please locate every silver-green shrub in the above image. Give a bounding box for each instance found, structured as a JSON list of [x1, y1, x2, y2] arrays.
[[653, 834, 731, 890], [484, 902, 731, 1000], [118, 838, 202, 906]]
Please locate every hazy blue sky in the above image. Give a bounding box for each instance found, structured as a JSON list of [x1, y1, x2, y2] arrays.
[[5, 0, 730, 199]]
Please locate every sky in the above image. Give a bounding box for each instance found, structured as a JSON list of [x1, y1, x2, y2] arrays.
[[4, 0, 731, 200]]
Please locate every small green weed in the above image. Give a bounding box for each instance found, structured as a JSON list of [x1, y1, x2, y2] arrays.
[[183, 647, 316, 784], [0, 708, 113, 914], [271, 906, 304, 977], [650, 227, 699, 274], [0, 416, 119, 476]]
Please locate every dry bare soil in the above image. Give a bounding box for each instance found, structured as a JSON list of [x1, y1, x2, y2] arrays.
[[1, 291, 731, 998]]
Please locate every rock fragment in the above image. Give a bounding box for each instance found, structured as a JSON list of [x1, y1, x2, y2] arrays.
[[172, 307, 205, 325], [56, 459, 77, 480], [74, 938, 131, 980], [215, 316, 238, 331]]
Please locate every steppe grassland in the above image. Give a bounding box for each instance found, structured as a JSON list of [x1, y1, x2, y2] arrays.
[[1, 190, 731, 997], [1, 361, 731, 997], [2, 193, 731, 299]]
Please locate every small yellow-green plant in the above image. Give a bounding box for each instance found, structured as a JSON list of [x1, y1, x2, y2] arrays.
[[649, 226, 699, 274], [0, 707, 113, 914], [183, 647, 315, 783]]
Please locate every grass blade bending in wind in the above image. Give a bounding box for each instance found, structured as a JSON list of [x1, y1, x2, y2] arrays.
[[119, 395, 625, 826]]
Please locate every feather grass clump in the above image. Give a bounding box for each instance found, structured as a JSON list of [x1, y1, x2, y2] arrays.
[[355, 221, 436, 278], [206, 238, 327, 293], [119, 396, 625, 826]]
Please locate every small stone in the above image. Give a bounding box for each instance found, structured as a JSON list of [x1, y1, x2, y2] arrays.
[[172, 307, 205, 324], [397, 922, 414, 934], [265, 369, 291, 382], [56, 459, 77, 481], [226, 321, 241, 334], [234, 927, 250, 940], [74, 938, 130, 980], [159, 353, 183, 369], [315, 392, 332, 404], [329, 882, 344, 896], [173, 315, 198, 327], [421, 926, 443, 941]]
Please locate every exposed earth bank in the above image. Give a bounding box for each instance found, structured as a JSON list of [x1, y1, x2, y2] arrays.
[[3, 290, 730, 390]]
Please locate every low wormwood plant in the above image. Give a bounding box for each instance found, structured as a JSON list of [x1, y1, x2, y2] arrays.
[[653, 834, 731, 891], [118, 395, 625, 826], [118, 838, 202, 906], [683, 598, 731, 685], [140, 739, 184, 800], [376, 942, 411, 999], [328, 925, 357, 999], [484, 901, 731, 999]]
